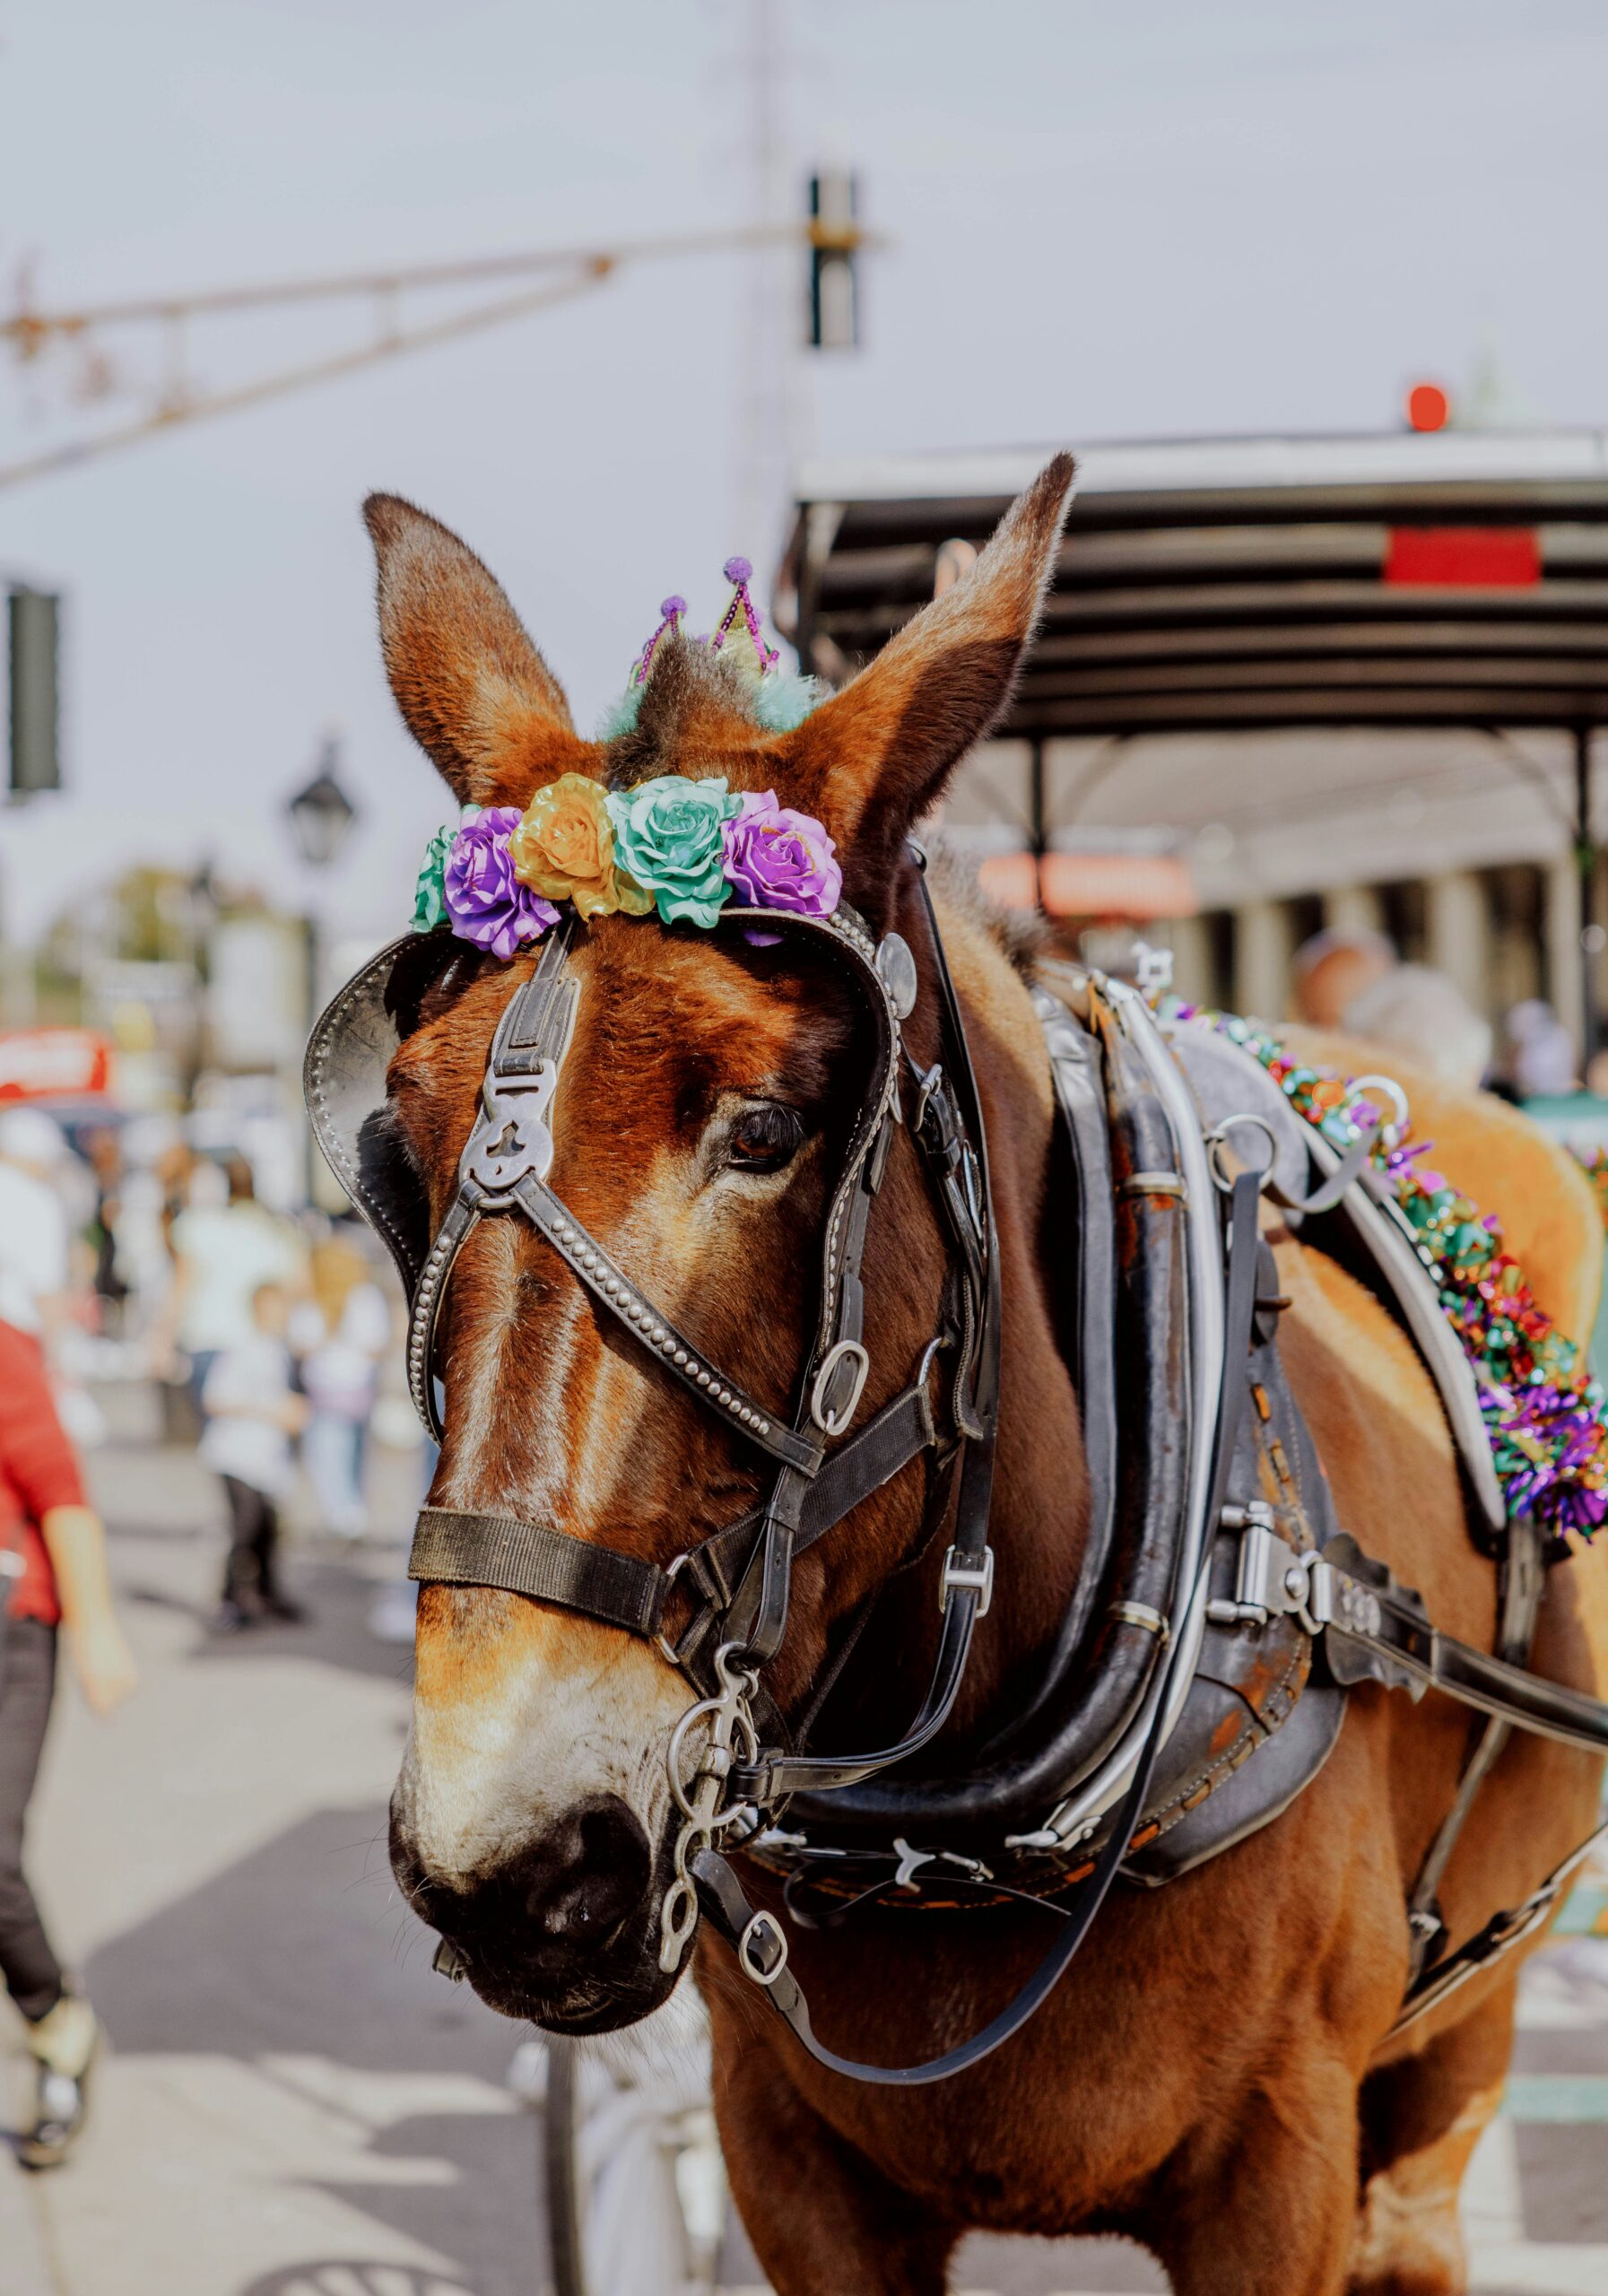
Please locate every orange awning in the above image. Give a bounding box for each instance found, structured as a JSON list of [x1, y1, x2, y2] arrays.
[[978, 850, 1195, 919]]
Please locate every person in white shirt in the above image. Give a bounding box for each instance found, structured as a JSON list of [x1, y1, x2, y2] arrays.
[[200, 1283, 309, 1632], [164, 1156, 304, 1407]]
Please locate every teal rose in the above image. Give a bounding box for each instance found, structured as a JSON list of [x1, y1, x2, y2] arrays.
[[413, 823, 455, 931], [605, 775, 739, 929]]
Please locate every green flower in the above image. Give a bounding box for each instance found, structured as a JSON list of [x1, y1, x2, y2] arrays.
[[413, 824, 454, 931], [605, 775, 739, 929]]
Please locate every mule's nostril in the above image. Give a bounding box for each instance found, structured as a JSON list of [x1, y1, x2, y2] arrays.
[[391, 1790, 656, 1988], [522, 1795, 653, 1954]]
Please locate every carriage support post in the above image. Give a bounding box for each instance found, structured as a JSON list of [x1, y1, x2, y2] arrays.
[[1576, 723, 1599, 1074]]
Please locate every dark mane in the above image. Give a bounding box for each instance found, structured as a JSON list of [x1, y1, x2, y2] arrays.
[[926, 834, 1047, 978]]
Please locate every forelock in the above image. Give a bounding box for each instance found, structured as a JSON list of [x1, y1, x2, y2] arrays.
[[604, 634, 777, 793]]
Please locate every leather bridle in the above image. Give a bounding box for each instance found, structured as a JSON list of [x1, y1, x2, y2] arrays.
[[400, 852, 1008, 2013]]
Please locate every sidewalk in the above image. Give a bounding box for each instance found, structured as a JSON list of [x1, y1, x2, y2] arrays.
[[3, 1389, 1605, 2293]]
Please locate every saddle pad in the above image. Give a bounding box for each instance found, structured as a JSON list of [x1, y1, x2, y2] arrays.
[[1160, 1016, 1313, 1205]]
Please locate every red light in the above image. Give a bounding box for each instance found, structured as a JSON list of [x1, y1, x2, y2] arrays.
[[1406, 380, 1450, 433]]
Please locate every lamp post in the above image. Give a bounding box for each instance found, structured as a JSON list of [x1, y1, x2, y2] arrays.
[[285, 735, 357, 1203], [287, 740, 357, 869]]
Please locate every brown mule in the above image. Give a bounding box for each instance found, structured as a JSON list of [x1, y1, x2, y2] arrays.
[[369, 465, 1608, 2295]]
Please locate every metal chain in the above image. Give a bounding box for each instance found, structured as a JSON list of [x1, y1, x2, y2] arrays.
[[657, 1644, 760, 1976]]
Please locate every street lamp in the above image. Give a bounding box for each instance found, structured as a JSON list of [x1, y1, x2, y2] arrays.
[[285, 735, 357, 1205], [286, 736, 357, 866]]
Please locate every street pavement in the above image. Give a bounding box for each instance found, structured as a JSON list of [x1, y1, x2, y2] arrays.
[[3, 1386, 1605, 2295]]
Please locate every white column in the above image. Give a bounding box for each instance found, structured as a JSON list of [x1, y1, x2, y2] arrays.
[[1164, 914, 1212, 1006], [1544, 856, 1584, 1050], [1424, 872, 1489, 1013], [1323, 884, 1385, 937], [1235, 900, 1293, 1022]]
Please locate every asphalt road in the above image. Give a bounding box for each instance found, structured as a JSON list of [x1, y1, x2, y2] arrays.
[[2, 1387, 1605, 2294]]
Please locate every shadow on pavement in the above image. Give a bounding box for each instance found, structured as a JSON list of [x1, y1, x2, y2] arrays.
[[237, 2266, 475, 2296], [83, 1803, 477, 2069], [82, 1802, 546, 2296], [175, 1557, 418, 1691]]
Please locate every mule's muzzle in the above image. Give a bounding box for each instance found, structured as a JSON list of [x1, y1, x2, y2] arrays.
[[391, 1792, 675, 2031]]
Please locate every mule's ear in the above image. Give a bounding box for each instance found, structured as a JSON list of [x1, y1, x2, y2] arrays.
[[363, 493, 590, 807], [778, 454, 1075, 919]]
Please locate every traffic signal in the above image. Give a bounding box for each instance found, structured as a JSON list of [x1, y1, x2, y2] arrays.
[[808, 171, 860, 351], [8, 587, 60, 795]]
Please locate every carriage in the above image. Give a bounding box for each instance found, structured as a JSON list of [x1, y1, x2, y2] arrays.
[[310, 439, 1608, 2296]]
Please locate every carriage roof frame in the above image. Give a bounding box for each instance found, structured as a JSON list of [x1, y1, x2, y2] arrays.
[[778, 424, 1608, 1045]]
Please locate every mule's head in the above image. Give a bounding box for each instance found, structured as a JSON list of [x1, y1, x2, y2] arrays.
[[375, 465, 1074, 2029]]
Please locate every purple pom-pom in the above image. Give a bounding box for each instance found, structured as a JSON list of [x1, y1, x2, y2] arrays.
[[660, 595, 687, 618], [722, 556, 752, 584]]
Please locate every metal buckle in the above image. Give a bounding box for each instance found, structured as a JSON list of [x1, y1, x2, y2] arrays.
[[939, 1543, 994, 1618], [1207, 1506, 1335, 1638], [910, 1060, 946, 1143], [1204, 1114, 1278, 1196], [1347, 1072, 1410, 1151], [459, 1058, 560, 1197], [737, 1909, 789, 1987], [811, 1339, 870, 1436], [431, 1935, 470, 1982]]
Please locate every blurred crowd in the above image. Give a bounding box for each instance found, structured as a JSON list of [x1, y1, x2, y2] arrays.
[[0, 1106, 416, 1627], [0, 1101, 423, 2171], [1287, 926, 1589, 1100]]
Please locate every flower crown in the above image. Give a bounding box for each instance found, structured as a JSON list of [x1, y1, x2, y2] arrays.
[[411, 561, 838, 957]]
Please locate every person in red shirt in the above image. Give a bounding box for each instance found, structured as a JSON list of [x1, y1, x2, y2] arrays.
[[0, 1318, 137, 2169]]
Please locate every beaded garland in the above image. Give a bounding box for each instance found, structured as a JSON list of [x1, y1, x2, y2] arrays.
[[1173, 1003, 1608, 1547], [1576, 1145, 1608, 1233]]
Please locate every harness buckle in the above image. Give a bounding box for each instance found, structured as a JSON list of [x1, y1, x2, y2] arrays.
[[911, 1061, 951, 1150], [811, 1339, 871, 1437], [459, 1060, 560, 1198], [939, 1543, 995, 1619], [1207, 1508, 1334, 1638], [737, 1909, 790, 1987]]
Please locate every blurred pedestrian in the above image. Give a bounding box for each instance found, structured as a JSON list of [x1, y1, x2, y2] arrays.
[[1291, 926, 1397, 1028], [290, 1236, 389, 1540], [0, 1316, 138, 2170], [1343, 963, 1494, 1092], [0, 1108, 73, 1345], [161, 1154, 304, 1411], [1505, 999, 1578, 1100], [201, 1280, 309, 1632], [82, 1126, 128, 1333]]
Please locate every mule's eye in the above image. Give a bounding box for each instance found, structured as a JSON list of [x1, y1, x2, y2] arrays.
[[727, 1103, 804, 1174]]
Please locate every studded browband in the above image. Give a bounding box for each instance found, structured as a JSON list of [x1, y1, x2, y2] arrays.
[[404, 859, 1000, 1764]]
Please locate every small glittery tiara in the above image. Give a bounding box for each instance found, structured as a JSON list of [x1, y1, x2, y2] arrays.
[[604, 557, 818, 739]]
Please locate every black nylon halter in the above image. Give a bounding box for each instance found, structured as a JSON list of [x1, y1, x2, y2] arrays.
[[404, 859, 1001, 1770]]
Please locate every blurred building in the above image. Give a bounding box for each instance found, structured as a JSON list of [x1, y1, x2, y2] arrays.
[[780, 431, 1608, 1045]]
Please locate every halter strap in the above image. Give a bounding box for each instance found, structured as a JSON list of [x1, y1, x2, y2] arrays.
[[402, 860, 997, 1781]]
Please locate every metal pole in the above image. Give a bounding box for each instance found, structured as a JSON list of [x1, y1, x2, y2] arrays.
[[1029, 739, 1047, 911], [1577, 724, 1597, 1074], [304, 908, 321, 1209]]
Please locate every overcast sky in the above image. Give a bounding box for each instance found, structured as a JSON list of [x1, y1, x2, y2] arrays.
[[1, 0, 1604, 949]]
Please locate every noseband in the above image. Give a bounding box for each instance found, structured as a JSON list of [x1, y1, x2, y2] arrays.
[[383, 856, 1007, 2011]]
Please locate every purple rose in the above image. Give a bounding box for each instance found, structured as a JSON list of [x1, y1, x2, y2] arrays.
[[445, 807, 560, 961], [721, 790, 841, 920]]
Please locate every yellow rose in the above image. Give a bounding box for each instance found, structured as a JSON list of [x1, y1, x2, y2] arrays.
[[509, 772, 651, 920]]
